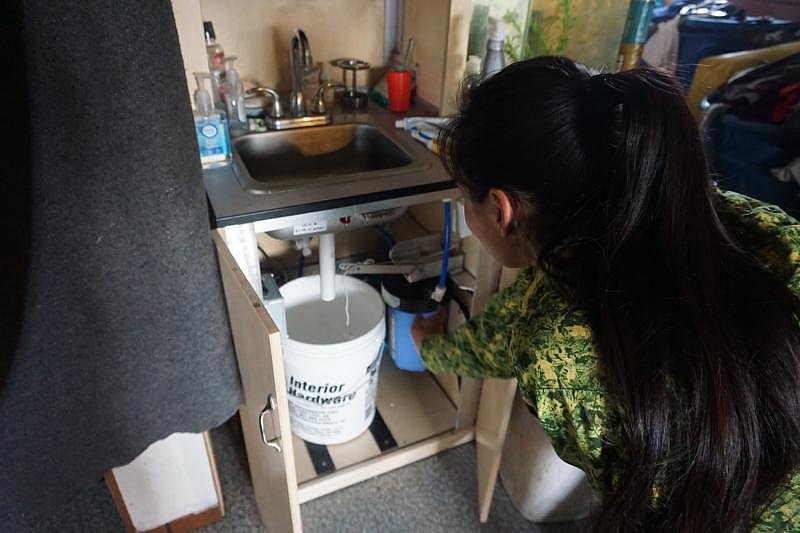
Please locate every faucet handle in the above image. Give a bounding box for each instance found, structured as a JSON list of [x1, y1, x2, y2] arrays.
[[312, 81, 342, 115], [247, 87, 284, 118]]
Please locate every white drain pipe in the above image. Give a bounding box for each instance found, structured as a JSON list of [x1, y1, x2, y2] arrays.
[[318, 232, 336, 301]]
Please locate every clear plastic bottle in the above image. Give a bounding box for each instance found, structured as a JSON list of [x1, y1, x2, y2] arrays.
[[203, 21, 226, 107], [203, 21, 225, 72], [193, 72, 231, 168], [224, 56, 247, 135], [481, 17, 506, 80]]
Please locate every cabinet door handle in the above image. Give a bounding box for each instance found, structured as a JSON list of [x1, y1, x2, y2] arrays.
[[258, 394, 283, 454]]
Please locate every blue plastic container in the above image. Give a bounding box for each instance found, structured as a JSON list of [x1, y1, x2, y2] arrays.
[[381, 275, 439, 372]]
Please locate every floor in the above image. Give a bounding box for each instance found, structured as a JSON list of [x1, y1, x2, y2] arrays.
[[34, 418, 590, 532]]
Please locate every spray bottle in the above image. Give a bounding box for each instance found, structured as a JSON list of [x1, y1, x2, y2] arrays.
[[203, 21, 227, 107], [481, 17, 506, 80], [193, 72, 231, 168], [224, 56, 247, 135]]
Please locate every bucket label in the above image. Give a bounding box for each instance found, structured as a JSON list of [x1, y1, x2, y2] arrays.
[[286, 351, 382, 444], [288, 378, 355, 405]]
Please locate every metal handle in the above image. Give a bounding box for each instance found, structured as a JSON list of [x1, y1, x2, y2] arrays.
[[312, 81, 343, 115], [246, 87, 284, 118], [259, 394, 283, 453]]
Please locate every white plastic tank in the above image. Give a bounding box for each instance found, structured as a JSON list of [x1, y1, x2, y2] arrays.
[[280, 274, 386, 444]]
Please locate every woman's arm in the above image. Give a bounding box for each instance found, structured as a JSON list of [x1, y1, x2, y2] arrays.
[[410, 272, 534, 379]]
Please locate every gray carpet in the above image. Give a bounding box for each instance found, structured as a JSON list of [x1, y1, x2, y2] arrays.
[[32, 417, 589, 532]]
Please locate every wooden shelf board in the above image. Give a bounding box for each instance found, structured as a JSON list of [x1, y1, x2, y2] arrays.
[[297, 427, 475, 504], [291, 352, 464, 491]]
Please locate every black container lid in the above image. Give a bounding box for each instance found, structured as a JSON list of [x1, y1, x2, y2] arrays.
[[203, 21, 216, 41], [381, 275, 439, 314]]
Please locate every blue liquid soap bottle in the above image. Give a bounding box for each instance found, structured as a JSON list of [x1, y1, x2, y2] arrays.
[[193, 72, 231, 168]]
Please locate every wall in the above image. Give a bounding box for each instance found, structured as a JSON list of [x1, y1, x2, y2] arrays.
[[197, 0, 385, 91], [403, 0, 471, 114], [507, 0, 627, 69]]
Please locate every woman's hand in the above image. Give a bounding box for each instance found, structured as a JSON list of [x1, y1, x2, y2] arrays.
[[411, 307, 447, 353]]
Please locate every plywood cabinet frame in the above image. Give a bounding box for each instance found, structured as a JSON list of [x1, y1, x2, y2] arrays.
[[213, 223, 516, 532]]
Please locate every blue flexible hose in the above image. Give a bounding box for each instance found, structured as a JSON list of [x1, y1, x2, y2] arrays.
[[439, 200, 452, 290]]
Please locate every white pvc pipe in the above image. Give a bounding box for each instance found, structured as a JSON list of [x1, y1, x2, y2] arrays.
[[318, 232, 336, 302], [223, 223, 263, 301]]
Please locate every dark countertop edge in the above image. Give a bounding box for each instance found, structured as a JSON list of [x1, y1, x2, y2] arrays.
[[210, 179, 456, 228]]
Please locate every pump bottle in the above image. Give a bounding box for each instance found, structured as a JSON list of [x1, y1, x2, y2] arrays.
[[193, 72, 231, 168], [203, 21, 226, 107], [224, 56, 247, 135]]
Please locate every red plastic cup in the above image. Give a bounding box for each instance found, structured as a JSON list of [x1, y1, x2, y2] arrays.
[[387, 70, 412, 112]]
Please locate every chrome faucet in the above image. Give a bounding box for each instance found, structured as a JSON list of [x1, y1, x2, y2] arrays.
[[312, 81, 343, 115], [245, 86, 284, 119], [290, 29, 313, 117]]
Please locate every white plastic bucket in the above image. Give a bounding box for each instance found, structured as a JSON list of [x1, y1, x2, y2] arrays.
[[280, 274, 386, 445]]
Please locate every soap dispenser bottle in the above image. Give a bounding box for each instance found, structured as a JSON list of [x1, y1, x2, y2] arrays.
[[224, 56, 247, 135], [193, 72, 231, 168]]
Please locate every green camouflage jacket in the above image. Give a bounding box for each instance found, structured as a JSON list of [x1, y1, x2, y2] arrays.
[[421, 191, 800, 531]]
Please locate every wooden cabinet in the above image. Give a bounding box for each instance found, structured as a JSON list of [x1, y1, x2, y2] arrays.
[[213, 227, 516, 532], [178, 0, 517, 527]]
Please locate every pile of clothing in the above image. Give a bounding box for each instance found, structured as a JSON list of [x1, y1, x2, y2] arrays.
[[708, 54, 800, 187], [702, 53, 800, 214], [643, 0, 800, 89]]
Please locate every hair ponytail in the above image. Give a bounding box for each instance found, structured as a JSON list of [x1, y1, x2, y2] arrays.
[[440, 57, 800, 531]]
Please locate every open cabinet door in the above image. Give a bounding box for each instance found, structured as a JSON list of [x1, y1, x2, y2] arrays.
[[468, 250, 519, 521], [213, 231, 302, 533], [476, 378, 518, 522]]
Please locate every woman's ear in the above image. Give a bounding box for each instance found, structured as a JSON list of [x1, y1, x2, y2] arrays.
[[489, 188, 515, 237]]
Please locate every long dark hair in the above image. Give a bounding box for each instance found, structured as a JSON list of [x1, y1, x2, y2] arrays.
[[440, 56, 800, 531]]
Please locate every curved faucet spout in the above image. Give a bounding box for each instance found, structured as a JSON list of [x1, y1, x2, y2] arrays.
[[290, 29, 313, 117]]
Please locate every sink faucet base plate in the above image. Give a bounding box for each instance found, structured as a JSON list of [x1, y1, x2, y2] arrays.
[[264, 114, 333, 131]]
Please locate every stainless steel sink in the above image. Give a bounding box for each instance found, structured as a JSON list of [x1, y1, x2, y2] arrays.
[[232, 121, 424, 194]]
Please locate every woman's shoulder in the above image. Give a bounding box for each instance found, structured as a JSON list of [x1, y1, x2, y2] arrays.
[[752, 470, 800, 532], [717, 190, 800, 229], [511, 267, 601, 391], [716, 190, 800, 290]]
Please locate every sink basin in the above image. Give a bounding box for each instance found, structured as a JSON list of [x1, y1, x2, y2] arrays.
[[232, 122, 418, 193]]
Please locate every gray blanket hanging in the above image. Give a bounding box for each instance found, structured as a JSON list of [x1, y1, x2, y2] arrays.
[[1, 1, 242, 529]]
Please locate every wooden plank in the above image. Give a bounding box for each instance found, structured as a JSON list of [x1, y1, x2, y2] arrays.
[[292, 434, 318, 485], [297, 427, 475, 503], [440, 0, 471, 116], [456, 377, 481, 429], [202, 431, 225, 517], [169, 0, 207, 103], [213, 230, 302, 533], [476, 378, 518, 522], [403, 0, 451, 111], [104, 471, 138, 533], [377, 353, 458, 446], [436, 297, 465, 412], [470, 243, 501, 314], [325, 426, 383, 471], [291, 351, 465, 492], [168, 505, 224, 533], [499, 267, 522, 291]]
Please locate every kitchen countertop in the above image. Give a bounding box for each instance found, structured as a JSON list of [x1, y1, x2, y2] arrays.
[[203, 101, 457, 229]]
